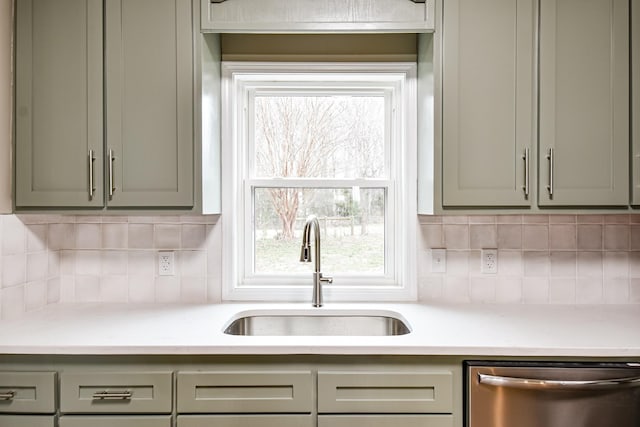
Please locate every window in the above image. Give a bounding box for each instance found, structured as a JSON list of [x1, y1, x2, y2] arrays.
[[221, 62, 417, 302]]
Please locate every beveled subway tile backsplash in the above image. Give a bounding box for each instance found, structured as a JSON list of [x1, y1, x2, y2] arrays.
[[0, 213, 639, 319]]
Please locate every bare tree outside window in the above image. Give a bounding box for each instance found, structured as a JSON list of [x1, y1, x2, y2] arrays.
[[252, 93, 386, 275]]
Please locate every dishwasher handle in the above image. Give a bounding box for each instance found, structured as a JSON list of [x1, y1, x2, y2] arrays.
[[479, 373, 640, 391]]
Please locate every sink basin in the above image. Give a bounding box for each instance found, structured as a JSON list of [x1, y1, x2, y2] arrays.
[[224, 311, 411, 336]]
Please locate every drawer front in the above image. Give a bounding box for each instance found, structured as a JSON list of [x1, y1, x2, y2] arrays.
[[60, 372, 172, 414], [319, 415, 454, 427], [0, 372, 56, 414], [178, 414, 314, 427], [318, 371, 453, 414], [0, 415, 55, 427], [59, 415, 172, 427], [177, 371, 313, 413]]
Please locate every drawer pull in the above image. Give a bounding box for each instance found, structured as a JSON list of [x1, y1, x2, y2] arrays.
[[88, 149, 96, 199], [546, 147, 554, 197], [522, 148, 530, 198], [92, 391, 133, 400], [108, 149, 116, 198], [0, 391, 15, 400]]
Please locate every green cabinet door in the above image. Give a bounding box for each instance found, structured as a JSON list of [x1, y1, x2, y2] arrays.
[[0, 416, 55, 427], [318, 415, 453, 427], [59, 416, 172, 427], [15, 0, 104, 208], [633, 0, 640, 205], [539, 0, 629, 207], [105, 0, 194, 208], [178, 415, 313, 427], [441, 0, 535, 207]]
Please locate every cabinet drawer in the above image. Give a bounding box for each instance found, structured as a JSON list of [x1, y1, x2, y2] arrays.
[[318, 371, 453, 414], [0, 372, 56, 413], [319, 415, 454, 427], [178, 414, 314, 427], [0, 415, 55, 427], [59, 415, 172, 427], [177, 371, 313, 413], [60, 372, 172, 414]]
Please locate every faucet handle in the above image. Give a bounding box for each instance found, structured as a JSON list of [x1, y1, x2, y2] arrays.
[[320, 275, 333, 284]]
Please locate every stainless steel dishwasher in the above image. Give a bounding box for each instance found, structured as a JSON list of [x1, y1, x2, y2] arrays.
[[466, 361, 640, 427]]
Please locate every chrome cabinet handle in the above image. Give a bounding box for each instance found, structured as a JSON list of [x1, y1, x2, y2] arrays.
[[92, 390, 132, 400], [522, 148, 530, 198], [479, 373, 640, 391], [546, 148, 554, 197], [0, 391, 15, 400], [88, 149, 96, 199], [108, 149, 116, 197]]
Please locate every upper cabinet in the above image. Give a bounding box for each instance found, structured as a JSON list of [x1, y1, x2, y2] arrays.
[[15, 0, 194, 210], [633, 0, 640, 205], [105, 0, 193, 208], [0, 0, 12, 213], [15, 0, 104, 208], [441, 0, 535, 208], [538, 0, 629, 207], [439, 0, 630, 211], [200, 0, 435, 33]]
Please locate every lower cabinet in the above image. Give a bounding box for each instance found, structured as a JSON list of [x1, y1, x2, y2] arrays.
[[57, 371, 172, 427], [59, 415, 172, 427], [0, 371, 56, 426], [60, 372, 172, 414], [0, 371, 56, 414], [177, 415, 314, 427], [317, 371, 454, 426], [176, 371, 313, 413], [318, 371, 453, 414], [0, 415, 55, 427], [318, 415, 454, 427], [0, 357, 461, 427]]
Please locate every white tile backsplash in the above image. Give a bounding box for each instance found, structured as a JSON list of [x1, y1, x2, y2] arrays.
[[2, 253, 26, 288], [2, 215, 25, 254], [26, 224, 47, 252], [154, 224, 182, 249], [1, 285, 24, 318], [419, 214, 640, 305], [0, 213, 639, 318], [102, 224, 128, 249]]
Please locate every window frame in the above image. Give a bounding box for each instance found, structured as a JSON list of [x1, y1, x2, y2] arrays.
[[221, 62, 417, 302]]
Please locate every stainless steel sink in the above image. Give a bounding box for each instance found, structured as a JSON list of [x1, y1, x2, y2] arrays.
[[224, 312, 411, 336]]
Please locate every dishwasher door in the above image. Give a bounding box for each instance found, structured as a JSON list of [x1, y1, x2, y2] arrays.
[[466, 361, 640, 427]]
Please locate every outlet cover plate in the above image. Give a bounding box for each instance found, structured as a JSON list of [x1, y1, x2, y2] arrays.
[[158, 251, 175, 276], [431, 249, 446, 273], [481, 249, 498, 274]]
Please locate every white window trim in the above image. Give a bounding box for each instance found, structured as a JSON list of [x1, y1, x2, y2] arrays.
[[221, 62, 417, 302]]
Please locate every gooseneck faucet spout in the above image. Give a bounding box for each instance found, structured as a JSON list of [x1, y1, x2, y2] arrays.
[[300, 215, 333, 307]]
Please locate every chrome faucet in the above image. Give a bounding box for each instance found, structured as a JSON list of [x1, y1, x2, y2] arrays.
[[300, 215, 333, 307]]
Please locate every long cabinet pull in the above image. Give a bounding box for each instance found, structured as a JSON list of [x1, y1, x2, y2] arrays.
[[546, 148, 554, 197], [88, 149, 95, 199], [92, 390, 132, 400], [108, 149, 116, 197], [522, 148, 530, 198], [0, 391, 15, 400], [479, 373, 640, 391]]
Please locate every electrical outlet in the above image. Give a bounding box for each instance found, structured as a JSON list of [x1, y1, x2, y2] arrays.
[[481, 249, 498, 274], [158, 251, 175, 276], [431, 249, 446, 273]]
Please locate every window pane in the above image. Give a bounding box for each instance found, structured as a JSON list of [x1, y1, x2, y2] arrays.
[[254, 187, 385, 275], [254, 95, 385, 179]]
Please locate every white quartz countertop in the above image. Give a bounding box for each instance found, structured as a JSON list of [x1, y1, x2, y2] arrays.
[[0, 303, 638, 357]]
